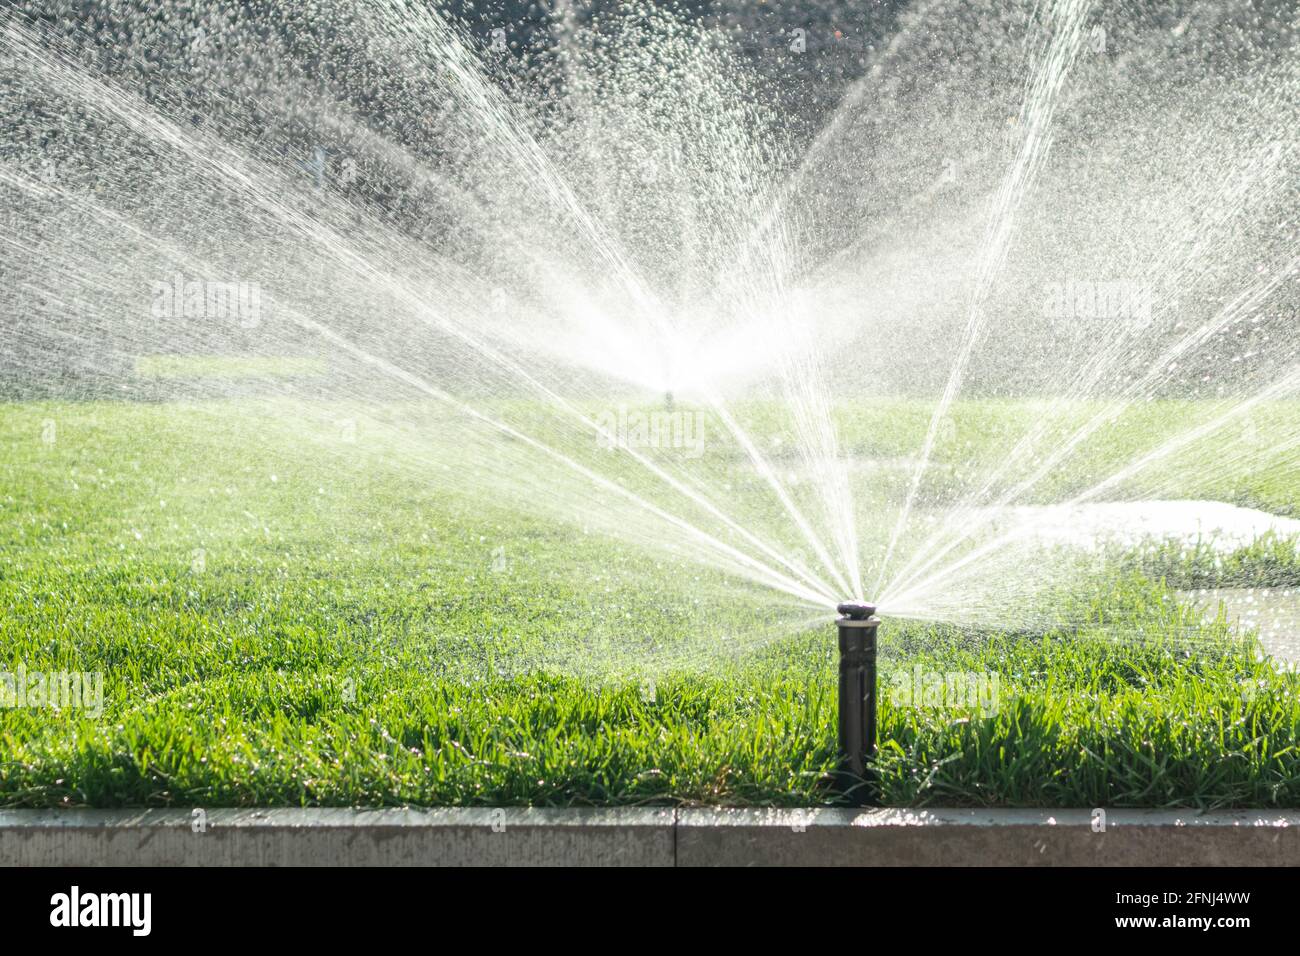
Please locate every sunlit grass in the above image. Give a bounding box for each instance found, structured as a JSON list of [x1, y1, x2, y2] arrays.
[[1, 399, 1298, 808]]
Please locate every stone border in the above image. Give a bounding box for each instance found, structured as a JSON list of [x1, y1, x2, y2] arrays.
[[0, 808, 675, 867], [676, 808, 1300, 866], [0, 807, 1295, 866]]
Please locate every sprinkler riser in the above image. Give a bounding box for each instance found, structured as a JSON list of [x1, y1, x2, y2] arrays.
[[835, 603, 879, 806]]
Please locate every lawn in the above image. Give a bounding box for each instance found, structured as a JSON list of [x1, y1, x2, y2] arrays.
[[1, 398, 1299, 809]]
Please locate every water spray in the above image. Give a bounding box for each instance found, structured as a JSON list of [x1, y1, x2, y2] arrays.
[[835, 601, 879, 805]]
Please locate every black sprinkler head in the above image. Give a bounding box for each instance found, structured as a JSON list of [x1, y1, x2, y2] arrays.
[[835, 599, 880, 806], [837, 601, 877, 620]]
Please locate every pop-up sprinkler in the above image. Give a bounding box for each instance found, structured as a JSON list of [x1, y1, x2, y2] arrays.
[[835, 601, 880, 805]]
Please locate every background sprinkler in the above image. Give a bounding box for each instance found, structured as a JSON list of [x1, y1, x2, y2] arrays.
[[835, 601, 880, 805]]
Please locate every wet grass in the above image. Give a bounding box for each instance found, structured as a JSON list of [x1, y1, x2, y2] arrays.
[[1123, 533, 1300, 589], [1, 399, 1299, 808]]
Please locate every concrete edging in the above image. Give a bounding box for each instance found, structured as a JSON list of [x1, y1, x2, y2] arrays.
[[0, 807, 1295, 866], [0, 808, 675, 867], [676, 808, 1300, 866]]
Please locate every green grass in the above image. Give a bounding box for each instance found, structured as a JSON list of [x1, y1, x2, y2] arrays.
[[1122, 534, 1300, 589], [2, 399, 1299, 809]]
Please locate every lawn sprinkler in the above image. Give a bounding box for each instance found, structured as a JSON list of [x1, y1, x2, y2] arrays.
[[835, 601, 880, 805]]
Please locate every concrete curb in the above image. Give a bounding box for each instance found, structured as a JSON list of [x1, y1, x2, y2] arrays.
[[0, 808, 676, 867], [0, 808, 1296, 866], [676, 808, 1300, 866]]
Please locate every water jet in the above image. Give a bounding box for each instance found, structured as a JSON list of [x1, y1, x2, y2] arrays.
[[835, 600, 879, 806]]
